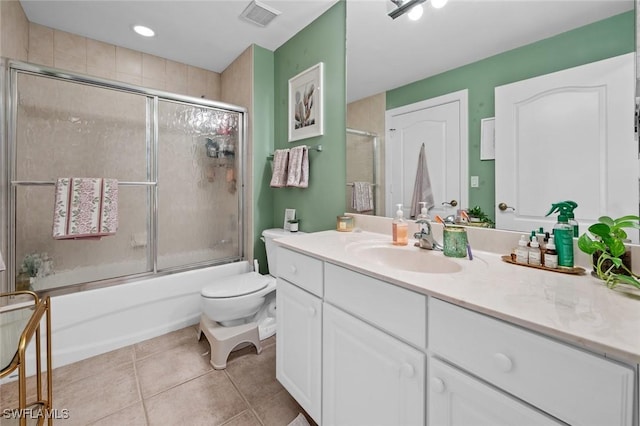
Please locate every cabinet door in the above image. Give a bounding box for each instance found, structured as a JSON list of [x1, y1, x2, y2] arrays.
[[323, 303, 425, 426], [276, 279, 322, 424], [429, 357, 562, 426]]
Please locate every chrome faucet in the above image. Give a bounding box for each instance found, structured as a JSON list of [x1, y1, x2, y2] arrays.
[[414, 201, 443, 251], [414, 219, 443, 251]]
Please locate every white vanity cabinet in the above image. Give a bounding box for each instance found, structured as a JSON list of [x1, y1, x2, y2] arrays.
[[429, 297, 636, 426], [429, 357, 562, 426], [275, 249, 323, 424], [275, 242, 638, 426], [323, 302, 425, 426], [322, 263, 427, 425]]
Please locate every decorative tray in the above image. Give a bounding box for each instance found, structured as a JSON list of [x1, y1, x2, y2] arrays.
[[501, 255, 586, 275]]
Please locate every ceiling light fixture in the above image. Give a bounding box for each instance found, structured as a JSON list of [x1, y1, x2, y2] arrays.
[[431, 0, 449, 9], [133, 25, 155, 37], [388, 0, 426, 20], [407, 4, 424, 20]]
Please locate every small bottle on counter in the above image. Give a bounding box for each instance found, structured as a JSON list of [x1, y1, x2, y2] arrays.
[[528, 236, 541, 266], [544, 237, 558, 269], [392, 204, 408, 246], [516, 235, 529, 264]]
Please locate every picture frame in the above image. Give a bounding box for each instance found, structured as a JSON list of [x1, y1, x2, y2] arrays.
[[480, 117, 495, 160], [288, 62, 324, 142], [283, 208, 296, 231]]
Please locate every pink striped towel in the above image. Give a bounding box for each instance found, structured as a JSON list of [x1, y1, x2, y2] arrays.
[[52, 178, 119, 240]]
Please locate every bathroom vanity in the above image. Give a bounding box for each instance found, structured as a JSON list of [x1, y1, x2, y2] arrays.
[[274, 229, 639, 426]]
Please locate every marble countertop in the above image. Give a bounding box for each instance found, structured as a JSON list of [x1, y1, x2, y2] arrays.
[[275, 229, 640, 365]]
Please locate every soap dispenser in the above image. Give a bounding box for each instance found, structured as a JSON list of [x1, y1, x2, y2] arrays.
[[392, 204, 408, 246]]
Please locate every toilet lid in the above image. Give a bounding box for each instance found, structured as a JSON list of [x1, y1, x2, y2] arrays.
[[201, 272, 272, 298]]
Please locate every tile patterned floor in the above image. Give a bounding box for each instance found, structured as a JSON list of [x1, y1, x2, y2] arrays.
[[0, 326, 313, 426]]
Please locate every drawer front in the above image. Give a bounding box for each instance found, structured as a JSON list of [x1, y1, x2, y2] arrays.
[[276, 247, 323, 297], [429, 298, 635, 426], [324, 263, 426, 348], [429, 357, 562, 426]]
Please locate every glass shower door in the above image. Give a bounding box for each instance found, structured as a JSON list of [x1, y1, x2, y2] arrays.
[[156, 100, 242, 270]]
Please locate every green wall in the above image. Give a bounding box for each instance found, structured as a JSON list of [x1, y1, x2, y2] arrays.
[[272, 1, 347, 232], [252, 45, 275, 274], [387, 11, 635, 221]]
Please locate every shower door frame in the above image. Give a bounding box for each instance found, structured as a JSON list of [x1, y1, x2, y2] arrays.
[[1, 59, 247, 296]]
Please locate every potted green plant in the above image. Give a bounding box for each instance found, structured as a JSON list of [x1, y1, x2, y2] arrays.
[[465, 206, 494, 228], [577, 215, 640, 289]]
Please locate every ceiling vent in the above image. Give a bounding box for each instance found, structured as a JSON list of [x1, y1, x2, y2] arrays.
[[240, 0, 281, 27]]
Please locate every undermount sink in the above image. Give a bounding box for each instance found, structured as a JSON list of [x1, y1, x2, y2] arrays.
[[348, 244, 463, 274]]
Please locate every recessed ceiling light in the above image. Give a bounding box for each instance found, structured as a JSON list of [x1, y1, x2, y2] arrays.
[[133, 25, 155, 37]]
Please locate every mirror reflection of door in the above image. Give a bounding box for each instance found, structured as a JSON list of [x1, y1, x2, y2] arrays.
[[495, 53, 638, 241], [385, 90, 468, 219]]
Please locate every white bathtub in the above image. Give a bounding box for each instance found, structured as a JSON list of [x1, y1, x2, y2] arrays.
[[50, 261, 252, 369], [1, 261, 253, 382]]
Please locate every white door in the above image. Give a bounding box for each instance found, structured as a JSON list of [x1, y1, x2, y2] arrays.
[[495, 53, 637, 239], [385, 90, 468, 219], [322, 303, 425, 426], [275, 279, 322, 424], [429, 357, 562, 426]]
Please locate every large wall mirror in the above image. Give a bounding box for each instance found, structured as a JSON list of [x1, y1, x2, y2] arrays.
[[346, 0, 637, 234]]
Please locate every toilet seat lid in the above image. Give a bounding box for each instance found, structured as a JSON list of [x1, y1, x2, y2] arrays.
[[201, 272, 272, 298]]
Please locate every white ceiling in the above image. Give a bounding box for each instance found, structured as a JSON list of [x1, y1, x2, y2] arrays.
[[20, 0, 634, 104]]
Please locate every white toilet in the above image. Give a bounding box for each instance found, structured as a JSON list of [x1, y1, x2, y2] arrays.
[[199, 228, 303, 369]]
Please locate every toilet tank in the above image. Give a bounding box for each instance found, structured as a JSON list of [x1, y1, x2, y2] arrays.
[[262, 228, 305, 277]]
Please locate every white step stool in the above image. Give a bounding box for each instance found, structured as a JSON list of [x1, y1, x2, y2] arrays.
[[198, 314, 262, 369]]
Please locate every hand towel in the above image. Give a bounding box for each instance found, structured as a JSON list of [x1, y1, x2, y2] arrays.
[[53, 178, 119, 239], [270, 149, 290, 188], [410, 143, 435, 218], [351, 182, 374, 213], [286, 145, 309, 188]]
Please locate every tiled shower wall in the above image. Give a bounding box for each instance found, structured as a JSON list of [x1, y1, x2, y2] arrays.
[[0, 0, 256, 290]]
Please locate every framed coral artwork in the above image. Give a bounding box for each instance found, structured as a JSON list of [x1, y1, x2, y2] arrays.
[[288, 62, 324, 142]]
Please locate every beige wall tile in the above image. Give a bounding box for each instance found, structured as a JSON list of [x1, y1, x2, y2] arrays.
[[116, 46, 142, 76], [116, 72, 142, 86], [221, 46, 252, 108], [143, 77, 166, 91], [206, 70, 222, 100], [87, 66, 116, 80], [142, 53, 166, 81], [221, 46, 253, 260], [54, 50, 87, 73], [187, 65, 208, 98], [166, 59, 188, 94], [87, 38, 116, 72], [53, 29, 87, 73], [1, 0, 29, 60], [28, 23, 53, 66]]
